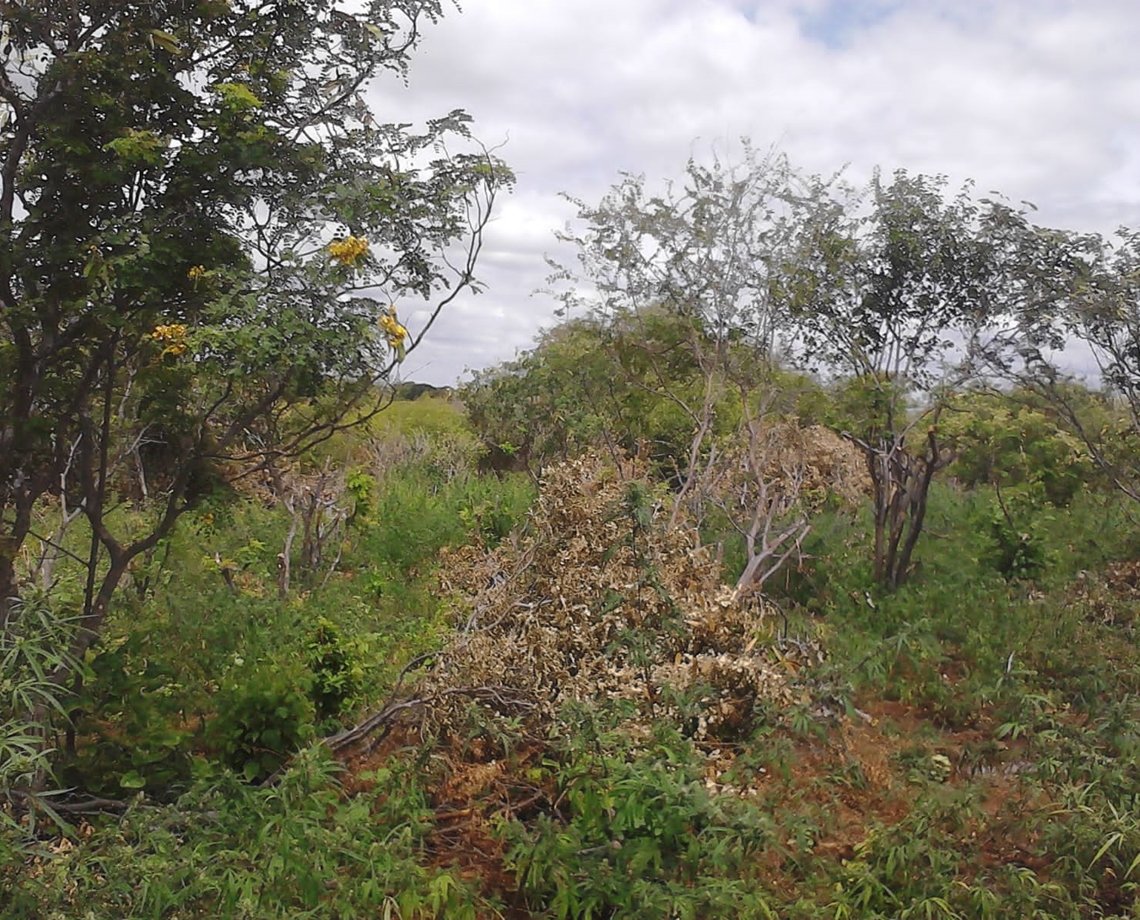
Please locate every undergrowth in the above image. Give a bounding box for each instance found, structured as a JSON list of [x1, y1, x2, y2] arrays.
[[4, 429, 1139, 918]]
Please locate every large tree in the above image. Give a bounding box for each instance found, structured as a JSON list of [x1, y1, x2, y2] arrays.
[[0, 1, 509, 675]]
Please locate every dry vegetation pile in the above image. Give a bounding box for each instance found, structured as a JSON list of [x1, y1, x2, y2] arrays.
[[1072, 559, 1140, 627], [688, 422, 869, 533], [767, 423, 871, 509], [423, 452, 805, 741]]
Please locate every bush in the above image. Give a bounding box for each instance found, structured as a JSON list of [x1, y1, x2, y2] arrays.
[[2, 748, 489, 918], [940, 390, 1095, 505], [305, 615, 366, 723], [973, 484, 1053, 582], [210, 664, 315, 782], [503, 720, 779, 919]]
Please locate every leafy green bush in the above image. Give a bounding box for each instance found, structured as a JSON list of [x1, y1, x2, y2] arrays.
[[210, 664, 314, 782], [503, 717, 779, 919], [305, 615, 366, 723], [2, 747, 489, 918], [941, 389, 1095, 505], [980, 488, 1052, 582], [64, 629, 206, 796], [344, 466, 377, 523]]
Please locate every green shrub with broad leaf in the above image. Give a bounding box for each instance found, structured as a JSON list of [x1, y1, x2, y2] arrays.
[[210, 664, 315, 782], [502, 714, 780, 919]]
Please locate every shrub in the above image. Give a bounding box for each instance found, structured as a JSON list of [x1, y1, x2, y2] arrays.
[[503, 721, 779, 919], [305, 615, 366, 723], [980, 487, 1051, 582], [211, 664, 315, 782]]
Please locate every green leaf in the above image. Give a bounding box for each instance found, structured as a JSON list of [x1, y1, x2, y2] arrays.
[[148, 29, 183, 55], [214, 82, 264, 112], [119, 770, 146, 789]]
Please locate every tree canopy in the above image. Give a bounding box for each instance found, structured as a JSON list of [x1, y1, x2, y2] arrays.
[[0, 1, 509, 662]]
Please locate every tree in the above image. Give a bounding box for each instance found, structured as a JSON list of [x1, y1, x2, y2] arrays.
[[966, 203, 1134, 500], [1071, 232, 1140, 463], [545, 149, 828, 597], [0, 1, 509, 697], [1020, 231, 1140, 502], [792, 171, 998, 589]]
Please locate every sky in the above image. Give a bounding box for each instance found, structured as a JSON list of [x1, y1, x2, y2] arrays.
[[377, 0, 1140, 386]]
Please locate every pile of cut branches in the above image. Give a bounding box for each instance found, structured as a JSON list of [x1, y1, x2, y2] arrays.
[[416, 452, 800, 741]]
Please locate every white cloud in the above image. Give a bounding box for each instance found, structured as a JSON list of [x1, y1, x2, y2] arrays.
[[372, 0, 1140, 384]]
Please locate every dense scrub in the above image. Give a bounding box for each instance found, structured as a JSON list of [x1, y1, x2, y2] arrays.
[[7, 3, 1138, 916], [3, 390, 1139, 918]]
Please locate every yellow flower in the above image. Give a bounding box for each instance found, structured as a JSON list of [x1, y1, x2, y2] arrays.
[[378, 305, 408, 349], [187, 264, 208, 282], [151, 323, 189, 358], [328, 235, 369, 266], [152, 323, 188, 342]]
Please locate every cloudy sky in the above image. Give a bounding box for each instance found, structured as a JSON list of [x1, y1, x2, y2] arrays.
[[378, 0, 1140, 385]]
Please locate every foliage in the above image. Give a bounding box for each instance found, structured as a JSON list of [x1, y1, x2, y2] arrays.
[[67, 631, 197, 795], [0, 0, 510, 704], [210, 663, 315, 783], [790, 171, 1011, 589], [42, 407, 534, 796], [4, 748, 489, 918], [791, 171, 996, 388], [305, 615, 367, 723], [551, 146, 815, 357], [463, 311, 709, 474], [971, 203, 1140, 505], [940, 389, 1095, 505], [979, 486, 1052, 582], [503, 720, 779, 919], [0, 593, 75, 830]]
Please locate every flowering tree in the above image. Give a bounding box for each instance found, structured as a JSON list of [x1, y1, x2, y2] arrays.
[[0, 1, 509, 681]]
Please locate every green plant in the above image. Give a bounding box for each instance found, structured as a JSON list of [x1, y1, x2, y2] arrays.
[[305, 616, 366, 723], [210, 664, 315, 782], [981, 486, 1052, 582], [0, 593, 76, 834], [940, 389, 1095, 506], [66, 633, 196, 796], [345, 467, 377, 524], [2, 747, 491, 918], [503, 719, 778, 919], [0, 0, 510, 745]]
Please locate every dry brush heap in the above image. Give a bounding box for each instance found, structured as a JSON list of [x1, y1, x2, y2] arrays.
[[419, 452, 818, 742]]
